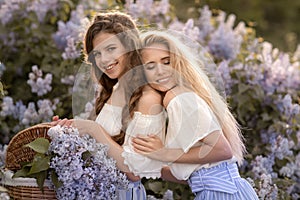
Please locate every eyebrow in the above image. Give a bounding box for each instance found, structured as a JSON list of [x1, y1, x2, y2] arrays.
[[144, 56, 170, 65]]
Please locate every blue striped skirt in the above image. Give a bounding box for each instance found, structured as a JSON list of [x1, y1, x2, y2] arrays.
[[188, 162, 259, 200], [116, 180, 147, 200]]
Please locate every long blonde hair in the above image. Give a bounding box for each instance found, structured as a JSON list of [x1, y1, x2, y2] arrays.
[[140, 31, 246, 165]]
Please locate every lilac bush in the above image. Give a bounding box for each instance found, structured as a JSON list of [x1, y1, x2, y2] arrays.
[[0, 0, 299, 199]]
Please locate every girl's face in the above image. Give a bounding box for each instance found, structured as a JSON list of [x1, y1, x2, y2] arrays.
[[141, 43, 177, 92], [92, 32, 127, 79]]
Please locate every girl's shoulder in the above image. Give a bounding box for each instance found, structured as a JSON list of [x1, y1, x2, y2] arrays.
[[141, 85, 162, 101], [137, 85, 163, 115], [163, 86, 192, 108]]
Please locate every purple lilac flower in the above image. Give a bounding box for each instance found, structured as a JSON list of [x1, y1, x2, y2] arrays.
[[197, 5, 214, 42], [251, 155, 276, 179], [208, 23, 242, 60], [275, 94, 300, 118], [77, 0, 107, 11], [168, 18, 185, 31], [260, 129, 279, 145], [26, 0, 59, 22], [47, 125, 129, 199], [270, 135, 293, 160], [37, 99, 57, 122], [279, 162, 296, 178], [0, 97, 15, 117], [152, 0, 170, 16], [124, 0, 170, 25], [182, 19, 200, 42], [62, 36, 81, 60], [61, 75, 75, 85], [257, 173, 278, 200], [163, 190, 174, 200], [21, 102, 39, 125], [0, 0, 27, 25], [27, 65, 52, 96], [0, 97, 27, 121], [125, 0, 153, 19], [234, 21, 247, 36], [217, 60, 241, 94], [52, 5, 89, 59], [258, 42, 300, 94], [206, 10, 243, 60]]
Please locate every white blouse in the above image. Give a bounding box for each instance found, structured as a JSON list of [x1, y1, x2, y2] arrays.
[[165, 92, 233, 180], [122, 111, 167, 179], [95, 103, 123, 136]]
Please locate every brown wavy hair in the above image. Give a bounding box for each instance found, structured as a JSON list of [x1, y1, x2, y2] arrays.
[[83, 11, 144, 145]]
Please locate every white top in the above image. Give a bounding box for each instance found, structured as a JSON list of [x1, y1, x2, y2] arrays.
[[165, 92, 233, 180], [122, 111, 167, 179], [95, 103, 123, 136]]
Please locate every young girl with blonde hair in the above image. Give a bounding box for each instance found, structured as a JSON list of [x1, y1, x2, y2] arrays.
[[132, 30, 259, 199]]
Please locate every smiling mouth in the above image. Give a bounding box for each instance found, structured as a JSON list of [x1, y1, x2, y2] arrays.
[[104, 62, 117, 71], [157, 76, 171, 83]]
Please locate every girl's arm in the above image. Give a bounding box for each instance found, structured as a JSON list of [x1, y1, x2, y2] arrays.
[[161, 166, 188, 184], [132, 130, 233, 164], [51, 116, 140, 181], [68, 86, 164, 181], [72, 119, 141, 181]]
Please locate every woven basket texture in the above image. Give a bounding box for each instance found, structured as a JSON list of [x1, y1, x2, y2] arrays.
[[5, 185, 57, 200], [5, 123, 52, 171], [3, 123, 57, 199]]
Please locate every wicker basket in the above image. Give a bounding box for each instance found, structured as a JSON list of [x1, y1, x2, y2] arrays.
[[5, 123, 52, 171], [5, 185, 56, 200], [2, 123, 57, 199]]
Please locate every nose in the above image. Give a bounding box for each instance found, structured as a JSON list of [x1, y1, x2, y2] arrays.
[[156, 64, 166, 75], [99, 52, 111, 67]]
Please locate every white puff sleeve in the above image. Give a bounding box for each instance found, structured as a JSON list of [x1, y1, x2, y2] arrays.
[[122, 111, 167, 179], [165, 92, 221, 152], [95, 103, 123, 136], [165, 92, 222, 180]]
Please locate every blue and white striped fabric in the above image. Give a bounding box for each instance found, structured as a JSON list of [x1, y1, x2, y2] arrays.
[[188, 162, 259, 200], [115, 180, 147, 200]]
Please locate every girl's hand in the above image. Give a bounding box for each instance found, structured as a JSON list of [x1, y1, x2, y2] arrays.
[[50, 115, 73, 127], [131, 135, 166, 161]]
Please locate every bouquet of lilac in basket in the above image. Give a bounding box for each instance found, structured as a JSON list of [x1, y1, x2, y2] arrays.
[[13, 125, 129, 200]]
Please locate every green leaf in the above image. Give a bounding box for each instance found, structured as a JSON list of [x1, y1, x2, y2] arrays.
[[82, 151, 92, 161], [147, 181, 163, 193], [36, 170, 47, 192], [24, 138, 50, 154], [29, 171, 47, 192], [51, 170, 63, 189], [13, 167, 30, 178], [238, 83, 250, 94], [0, 82, 4, 96], [28, 154, 50, 174]]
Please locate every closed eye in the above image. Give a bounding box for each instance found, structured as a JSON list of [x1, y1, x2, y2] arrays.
[[162, 57, 170, 65], [144, 63, 156, 70]]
